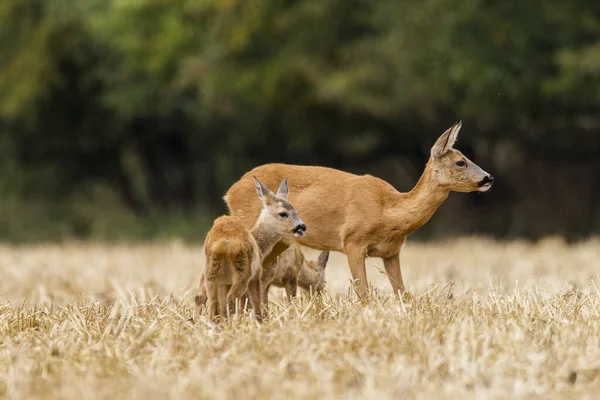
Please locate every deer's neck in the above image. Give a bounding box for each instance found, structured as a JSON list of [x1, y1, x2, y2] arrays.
[[389, 162, 449, 234], [250, 220, 281, 259]]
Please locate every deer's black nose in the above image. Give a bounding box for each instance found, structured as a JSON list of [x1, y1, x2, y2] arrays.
[[478, 175, 494, 186], [294, 223, 306, 233]]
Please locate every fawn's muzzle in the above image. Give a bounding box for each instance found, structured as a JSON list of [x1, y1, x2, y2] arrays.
[[293, 223, 306, 237]]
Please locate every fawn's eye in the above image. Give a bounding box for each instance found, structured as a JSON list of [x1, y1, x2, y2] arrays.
[[278, 212, 288, 218], [456, 160, 466, 167]]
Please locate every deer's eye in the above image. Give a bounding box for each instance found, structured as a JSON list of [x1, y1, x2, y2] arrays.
[[278, 212, 288, 218], [456, 160, 466, 167]]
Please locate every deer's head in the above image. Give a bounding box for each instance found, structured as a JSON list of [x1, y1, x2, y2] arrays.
[[301, 251, 329, 292], [253, 176, 306, 237], [429, 122, 494, 193]]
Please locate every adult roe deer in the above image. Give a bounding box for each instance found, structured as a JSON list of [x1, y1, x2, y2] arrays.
[[224, 122, 494, 301], [196, 177, 306, 322]]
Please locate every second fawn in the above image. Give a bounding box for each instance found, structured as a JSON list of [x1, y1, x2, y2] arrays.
[[195, 177, 306, 322], [268, 245, 329, 299], [196, 244, 329, 314]]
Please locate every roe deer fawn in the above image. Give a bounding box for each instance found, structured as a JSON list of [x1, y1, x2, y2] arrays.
[[269, 246, 329, 299], [195, 177, 306, 322], [196, 245, 328, 314], [224, 122, 493, 301]]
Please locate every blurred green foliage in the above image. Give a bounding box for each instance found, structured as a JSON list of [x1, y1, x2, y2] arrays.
[[0, 0, 599, 242]]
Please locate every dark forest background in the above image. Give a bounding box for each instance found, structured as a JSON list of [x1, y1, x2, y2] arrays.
[[1, 0, 599, 242]]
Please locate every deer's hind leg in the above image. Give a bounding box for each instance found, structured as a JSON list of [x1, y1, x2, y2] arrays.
[[204, 257, 221, 321], [194, 274, 229, 319], [193, 273, 208, 321], [225, 253, 251, 317], [247, 274, 263, 323], [218, 284, 230, 317]]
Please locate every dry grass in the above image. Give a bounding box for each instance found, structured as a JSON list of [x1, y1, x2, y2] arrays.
[[1, 237, 600, 399]]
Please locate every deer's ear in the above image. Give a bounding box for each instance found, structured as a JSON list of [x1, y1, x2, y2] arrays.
[[431, 121, 462, 158], [253, 176, 276, 205], [275, 178, 289, 199], [316, 251, 330, 270]]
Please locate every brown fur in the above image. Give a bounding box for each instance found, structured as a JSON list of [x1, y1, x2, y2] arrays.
[[196, 245, 329, 315], [198, 215, 262, 322], [196, 244, 329, 313], [194, 177, 306, 321], [268, 245, 329, 299], [224, 122, 493, 300]]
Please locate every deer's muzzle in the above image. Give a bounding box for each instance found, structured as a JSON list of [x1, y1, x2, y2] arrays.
[[293, 223, 306, 237], [477, 175, 494, 192]]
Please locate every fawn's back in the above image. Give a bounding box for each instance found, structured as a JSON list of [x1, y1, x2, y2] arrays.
[[203, 215, 261, 282]]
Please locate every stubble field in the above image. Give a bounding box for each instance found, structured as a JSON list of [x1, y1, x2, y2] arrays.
[[0, 237, 600, 399]]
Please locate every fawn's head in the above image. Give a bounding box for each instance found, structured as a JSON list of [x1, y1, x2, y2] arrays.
[[302, 251, 329, 292], [253, 176, 306, 238], [429, 121, 494, 193]]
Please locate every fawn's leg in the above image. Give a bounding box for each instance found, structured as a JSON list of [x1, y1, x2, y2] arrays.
[[226, 253, 251, 317], [247, 275, 263, 323], [260, 259, 280, 309], [205, 258, 220, 321], [226, 280, 248, 317], [284, 278, 298, 300], [218, 284, 230, 317], [193, 272, 207, 321]]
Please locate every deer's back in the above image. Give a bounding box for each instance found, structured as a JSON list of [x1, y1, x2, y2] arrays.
[[204, 215, 261, 279], [225, 163, 393, 252]]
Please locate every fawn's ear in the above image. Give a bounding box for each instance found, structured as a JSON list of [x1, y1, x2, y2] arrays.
[[431, 121, 462, 158], [275, 178, 289, 199], [253, 176, 276, 206], [316, 251, 330, 270]]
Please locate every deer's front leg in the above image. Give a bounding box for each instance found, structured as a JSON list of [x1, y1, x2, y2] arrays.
[[284, 278, 297, 300], [382, 253, 406, 298], [344, 244, 369, 301], [260, 260, 278, 309], [247, 277, 263, 323]]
